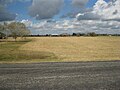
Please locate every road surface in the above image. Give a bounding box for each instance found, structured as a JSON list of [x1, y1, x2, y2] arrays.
[[0, 61, 120, 90]]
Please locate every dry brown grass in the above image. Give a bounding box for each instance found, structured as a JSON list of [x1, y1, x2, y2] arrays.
[[19, 36, 120, 62]]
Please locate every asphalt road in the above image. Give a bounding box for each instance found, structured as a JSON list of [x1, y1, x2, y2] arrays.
[[0, 61, 120, 90]]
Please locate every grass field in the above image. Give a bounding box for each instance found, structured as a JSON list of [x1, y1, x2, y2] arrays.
[[0, 36, 120, 63], [0, 41, 57, 63]]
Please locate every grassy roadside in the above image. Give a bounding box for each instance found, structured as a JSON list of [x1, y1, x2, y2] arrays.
[[0, 36, 120, 63], [0, 39, 58, 63], [20, 36, 120, 62]]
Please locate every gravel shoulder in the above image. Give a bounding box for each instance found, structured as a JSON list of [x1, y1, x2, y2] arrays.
[[0, 61, 120, 90]]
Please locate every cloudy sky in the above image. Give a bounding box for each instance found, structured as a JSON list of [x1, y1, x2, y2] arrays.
[[0, 0, 120, 34]]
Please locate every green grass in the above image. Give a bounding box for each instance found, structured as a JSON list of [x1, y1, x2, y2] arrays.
[[0, 39, 58, 63]]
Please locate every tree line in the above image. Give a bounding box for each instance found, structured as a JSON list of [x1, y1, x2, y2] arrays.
[[28, 32, 120, 37], [0, 22, 30, 41]]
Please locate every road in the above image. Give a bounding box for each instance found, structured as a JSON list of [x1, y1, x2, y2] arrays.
[[0, 61, 120, 90]]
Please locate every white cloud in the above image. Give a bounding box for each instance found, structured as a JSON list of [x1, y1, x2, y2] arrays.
[[27, 19, 120, 35], [76, 0, 120, 21], [76, 12, 101, 20], [93, 0, 120, 20], [14, 0, 120, 35], [21, 19, 32, 27]]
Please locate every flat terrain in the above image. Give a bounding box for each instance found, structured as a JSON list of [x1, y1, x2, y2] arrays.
[[0, 36, 120, 62], [0, 61, 120, 90], [21, 36, 120, 61]]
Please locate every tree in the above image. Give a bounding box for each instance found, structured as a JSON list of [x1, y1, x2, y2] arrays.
[[87, 32, 97, 37], [0, 24, 6, 39], [0, 24, 3, 33], [18, 23, 30, 39], [3, 22, 9, 39], [8, 22, 30, 41], [0, 22, 11, 40]]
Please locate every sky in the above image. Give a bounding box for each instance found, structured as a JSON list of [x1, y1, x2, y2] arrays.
[[0, 0, 120, 34]]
